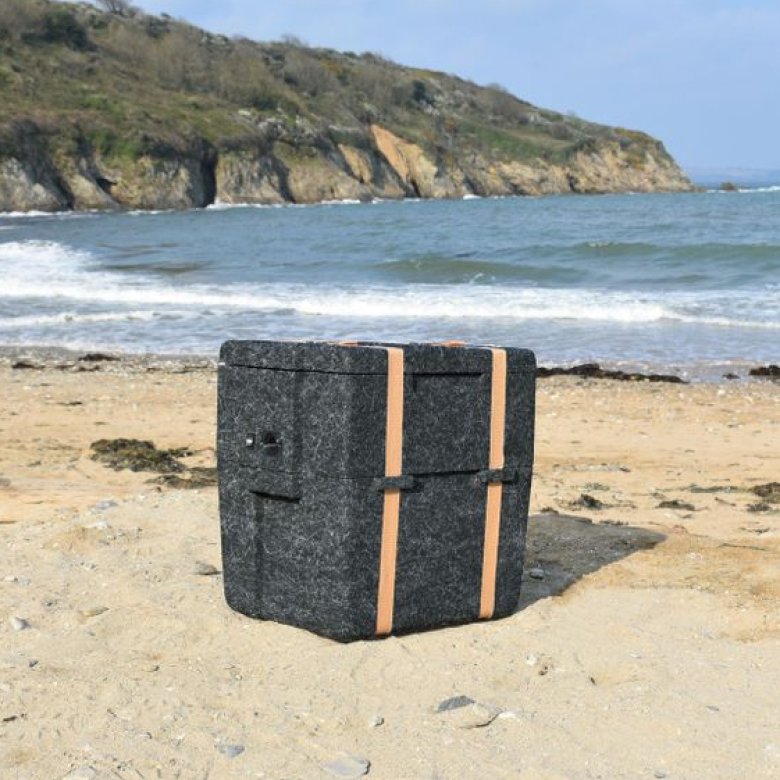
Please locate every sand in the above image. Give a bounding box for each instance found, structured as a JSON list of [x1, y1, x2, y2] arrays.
[[1, 352, 778, 779]]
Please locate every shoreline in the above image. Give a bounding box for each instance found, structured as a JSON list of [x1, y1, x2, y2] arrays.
[[1, 343, 776, 386], [2, 183, 778, 218], [0, 187, 706, 219]]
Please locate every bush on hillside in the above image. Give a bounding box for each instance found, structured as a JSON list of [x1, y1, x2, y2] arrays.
[[40, 7, 91, 50]]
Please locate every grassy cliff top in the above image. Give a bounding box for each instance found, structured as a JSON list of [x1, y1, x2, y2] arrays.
[[0, 0, 673, 166]]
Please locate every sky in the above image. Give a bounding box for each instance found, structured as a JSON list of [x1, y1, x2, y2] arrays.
[[127, 0, 780, 172]]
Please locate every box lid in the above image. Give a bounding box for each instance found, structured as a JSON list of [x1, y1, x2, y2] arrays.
[[220, 340, 536, 375], [218, 340, 535, 482]]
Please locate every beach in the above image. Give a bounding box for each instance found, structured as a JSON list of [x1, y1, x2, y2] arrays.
[[1, 351, 778, 779]]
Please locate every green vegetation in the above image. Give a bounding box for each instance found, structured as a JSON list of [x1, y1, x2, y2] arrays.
[[0, 0, 672, 171]]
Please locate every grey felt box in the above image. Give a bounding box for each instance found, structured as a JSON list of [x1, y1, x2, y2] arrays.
[[217, 340, 536, 641]]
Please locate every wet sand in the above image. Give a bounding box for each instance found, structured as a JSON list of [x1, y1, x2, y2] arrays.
[[1, 351, 778, 779]]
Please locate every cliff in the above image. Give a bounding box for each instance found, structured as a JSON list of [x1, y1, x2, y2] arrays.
[[0, 0, 693, 213]]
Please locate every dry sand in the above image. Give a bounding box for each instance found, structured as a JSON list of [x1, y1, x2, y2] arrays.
[[1, 352, 778, 779]]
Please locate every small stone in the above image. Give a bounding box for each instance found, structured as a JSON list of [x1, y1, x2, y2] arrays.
[[323, 755, 370, 778], [79, 607, 108, 619], [0, 653, 37, 669], [436, 697, 501, 728], [444, 702, 502, 729], [4, 575, 30, 586], [436, 695, 475, 712], [528, 567, 545, 580], [9, 616, 30, 631], [217, 743, 245, 758], [654, 771, 668, 779], [525, 653, 539, 666], [86, 520, 111, 530], [92, 500, 118, 511], [367, 714, 384, 728], [63, 767, 97, 780], [497, 710, 519, 720], [193, 561, 220, 576]]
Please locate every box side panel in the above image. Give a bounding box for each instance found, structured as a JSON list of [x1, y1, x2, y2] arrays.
[[253, 481, 353, 638], [402, 372, 490, 475], [218, 365, 300, 474], [301, 372, 386, 480], [238, 475, 382, 641], [389, 469, 529, 633], [391, 474, 485, 633], [219, 466, 532, 639], [493, 467, 532, 619], [219, 469, 264, 617], [504, 366, 536, 468]]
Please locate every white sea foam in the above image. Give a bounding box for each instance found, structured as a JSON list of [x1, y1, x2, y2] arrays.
[[0, 210, 66, 218], [708, 185, 780, 194], [0, 310, 197, 329], [1, 239, 777, 332], [738, 185, 780, 193]]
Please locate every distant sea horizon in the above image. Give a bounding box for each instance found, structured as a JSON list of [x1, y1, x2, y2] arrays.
[[686, 167, 780, 189], [1, 186, 778, 382]]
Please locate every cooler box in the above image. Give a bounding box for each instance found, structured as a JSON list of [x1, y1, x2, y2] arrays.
[[217, 340, 535, 640]]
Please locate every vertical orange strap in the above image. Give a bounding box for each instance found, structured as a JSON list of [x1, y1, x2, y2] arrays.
[[376, 347, 404, 636], [479, 347, 507, 619]]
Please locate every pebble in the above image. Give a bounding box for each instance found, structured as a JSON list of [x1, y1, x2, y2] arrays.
[[323, 755, 371, 778], [765, 743, 780, 762], [9, 616, 30, 631], [435, 696, 501, 728], [528, 567, 545, 580], [92, 500, 118, 511], [654, 771, 668, 779], [79, 607, 109, 619], [193, 561, 220, 576], [4, 575, 31, 586], [367, 714, 384, 728], [86, 520, 111, 531], [436, 695, 474, 712], [217, 743, 245, 758]]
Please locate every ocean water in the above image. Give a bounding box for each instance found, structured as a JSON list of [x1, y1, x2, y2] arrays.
[[1, 188, 778, 379]]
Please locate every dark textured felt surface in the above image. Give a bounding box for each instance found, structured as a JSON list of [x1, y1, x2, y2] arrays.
[[218, 340, 535, 641]]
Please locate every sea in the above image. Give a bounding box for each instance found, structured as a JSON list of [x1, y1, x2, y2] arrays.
[[1, 186, 778, 380]]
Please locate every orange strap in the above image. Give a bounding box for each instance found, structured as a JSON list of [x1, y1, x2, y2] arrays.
[[479, 347, 507, 619], [376, 347, 404, 635]]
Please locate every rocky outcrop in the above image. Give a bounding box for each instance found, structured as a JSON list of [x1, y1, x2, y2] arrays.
[[0, 123, 72, 211], [0, 0, 694, 213], [0, 120, 692, 213]]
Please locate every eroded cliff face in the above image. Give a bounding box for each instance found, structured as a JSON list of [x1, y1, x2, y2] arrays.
[[0, 120, 692, 213]]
